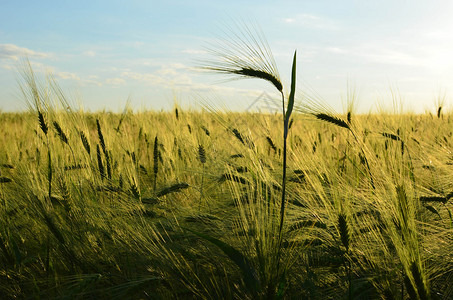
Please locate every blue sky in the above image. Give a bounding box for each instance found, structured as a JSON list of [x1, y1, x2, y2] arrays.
[[1, 0, 453, 113]]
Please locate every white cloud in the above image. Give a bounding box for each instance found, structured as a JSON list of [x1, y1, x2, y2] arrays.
[[122, 71, 162, 85], [121, 63, 191, 87], [105, 78, 126, 86], [57, 71, 80, 80], [82, 78, 103, 87], [54, 70, 102, 86], [0, 44, 50, 60]]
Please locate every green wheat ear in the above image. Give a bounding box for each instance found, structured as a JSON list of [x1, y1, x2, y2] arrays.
[[202, 23, 283, 96], [96, 119, 106, 154], [80, 131, 91, 155], [53, 121, 68, 145], [38, 110, 48, 135], [198, 144, 206, 164]]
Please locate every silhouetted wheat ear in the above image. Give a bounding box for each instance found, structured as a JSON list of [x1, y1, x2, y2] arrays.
[[198, 144, 206, 164], [218, 173, 248, 185], [382, 132, 405, 154], [157, 182, 190, 197], [0, 164, 14, 169], [53, 121, 69, 145], [201, 125, 210, 136], [437, 106, 442, 118], [174, 107, 179, 120], [138, 127, 143, 141], [419, 196, 449, 203], [106, 150, 112, 180], [338, 213, 350, 252], [347, 111, 352, 124], [232, 68, 282, 92], [130, 151, 136, 165], [177, 148, 182, 160], [266, 136, 277, 152], [314, 113, 350, 130], [139, 164, 148, 175], [96, 119, 106, 154], [232, 128, 245, 145], [96, 144, 105, 179], [80, 131, 91, 155], [0, 177, 13, 183], [64, 164, 87, 171], [38, 110, 48, 135], [381, 132, 401, 141]]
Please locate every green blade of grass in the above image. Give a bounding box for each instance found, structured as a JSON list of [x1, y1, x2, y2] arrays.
[[285, 50, 297, 126]]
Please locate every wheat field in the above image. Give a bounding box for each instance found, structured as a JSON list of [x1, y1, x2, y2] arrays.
[[0, 89, 452, 298], [1, 27, 453, 299]]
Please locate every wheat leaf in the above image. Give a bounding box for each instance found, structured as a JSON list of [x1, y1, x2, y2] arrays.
[[285, 50, 297, 124]]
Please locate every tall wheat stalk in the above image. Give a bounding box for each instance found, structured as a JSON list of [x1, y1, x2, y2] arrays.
[[201, 23, 297, 297], [203, 23, 296, 231]]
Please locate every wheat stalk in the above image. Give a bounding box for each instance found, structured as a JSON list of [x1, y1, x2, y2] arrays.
[[202, 24, 297, 297]]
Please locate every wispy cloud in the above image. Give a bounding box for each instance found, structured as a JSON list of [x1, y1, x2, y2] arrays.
[[0, 44, 50, 60], [53, 70, 102, 86], [56, 71, 80, 80], [105, 77, 126, 86], [121, 63, 192, 87]]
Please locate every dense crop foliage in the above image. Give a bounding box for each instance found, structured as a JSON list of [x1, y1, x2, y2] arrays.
[[0, 101, 452, 298]]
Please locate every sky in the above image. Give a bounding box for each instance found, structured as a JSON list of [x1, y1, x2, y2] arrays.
[[1, 0, 453, 113]]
